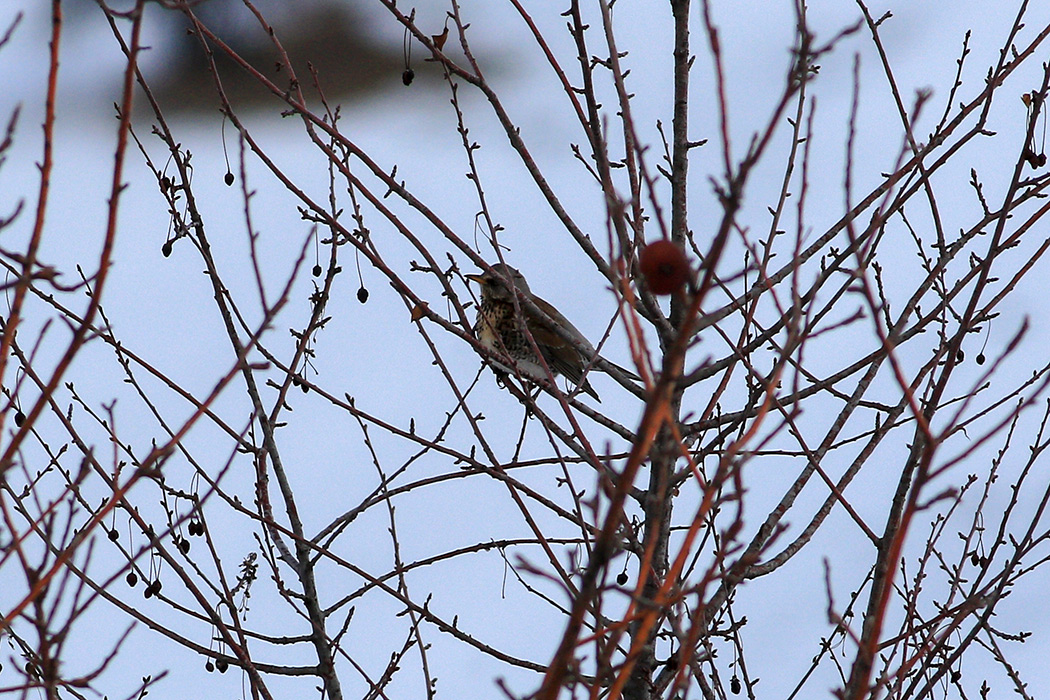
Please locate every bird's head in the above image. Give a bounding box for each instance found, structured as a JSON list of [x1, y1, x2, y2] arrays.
[[466, 264, 531, 302]]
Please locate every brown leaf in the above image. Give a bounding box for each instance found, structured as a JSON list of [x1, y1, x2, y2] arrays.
[[432, 27, 449, 51], [411, 303, 428, 322]]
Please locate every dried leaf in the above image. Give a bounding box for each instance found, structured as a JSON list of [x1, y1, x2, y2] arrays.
[[432, 27, 449, 50]]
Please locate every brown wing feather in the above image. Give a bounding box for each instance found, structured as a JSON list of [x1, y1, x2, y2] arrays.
[[530, 296, 594, 349], [527, 296, 599, 400]]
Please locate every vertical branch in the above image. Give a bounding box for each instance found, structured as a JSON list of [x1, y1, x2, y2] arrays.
[[0, 0, 59, 469], [669, 0, 692, 254], [1, 0, 141, 475]]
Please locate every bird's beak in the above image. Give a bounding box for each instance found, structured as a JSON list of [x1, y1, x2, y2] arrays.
[[465, 273, 485, 284]]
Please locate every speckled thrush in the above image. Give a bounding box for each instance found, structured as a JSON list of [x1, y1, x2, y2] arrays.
[[466, 263, 606, 401]]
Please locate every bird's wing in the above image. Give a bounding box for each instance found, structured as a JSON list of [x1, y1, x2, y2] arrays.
[[526, 295, 601, 400], [530, 295, 595, 354]]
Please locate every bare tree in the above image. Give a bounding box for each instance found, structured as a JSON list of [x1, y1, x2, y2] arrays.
[[5, 1, 1050, 700]]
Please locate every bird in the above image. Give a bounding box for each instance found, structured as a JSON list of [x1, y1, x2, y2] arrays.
[[466, 263, 622, 401]]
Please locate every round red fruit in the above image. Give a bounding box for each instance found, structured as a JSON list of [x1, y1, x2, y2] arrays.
[[640, 240, 690, 295]]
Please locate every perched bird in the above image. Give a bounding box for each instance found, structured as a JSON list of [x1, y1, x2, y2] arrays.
[[466, 263, 612, 401]]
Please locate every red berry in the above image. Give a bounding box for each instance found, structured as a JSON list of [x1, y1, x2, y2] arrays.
[[640, 240, 690, 295]]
